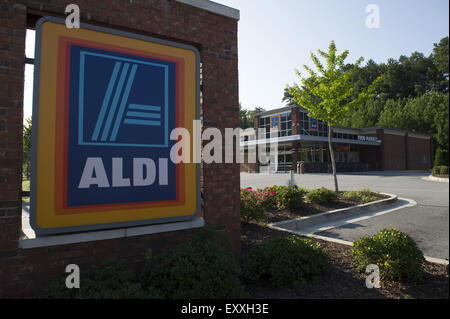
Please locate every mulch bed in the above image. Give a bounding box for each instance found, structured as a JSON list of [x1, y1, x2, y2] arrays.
[[265, 192, 388, 223], [240, 223, 449, 299]]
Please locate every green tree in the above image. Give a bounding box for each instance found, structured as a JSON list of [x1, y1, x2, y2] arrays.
[[431, 36, 449, 92], [239, 103, 250, 128], [22, 117, 32, 180], [377, 92, 449, 153], [239, 104, 265, 129], [350, 59, 382, 99], [434, 147, 449, 166], [282, 87, 296, 106], [287, 41, 376, 192], [433, 93, 449, 152], [339, 98, 385, 128]]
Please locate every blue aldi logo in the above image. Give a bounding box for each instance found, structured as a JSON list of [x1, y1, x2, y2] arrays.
[[66, 45, 177, 207], [72, 45, 172, 147]]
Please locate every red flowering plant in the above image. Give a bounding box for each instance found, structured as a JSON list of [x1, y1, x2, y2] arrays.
[[259, 187, 277, 210], [240, 187, 264, 224], [240, 187, 278, 223]]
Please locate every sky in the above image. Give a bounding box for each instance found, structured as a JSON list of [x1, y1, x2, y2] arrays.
[[216, 0, 449, 111], [22, 0, 449, 123]]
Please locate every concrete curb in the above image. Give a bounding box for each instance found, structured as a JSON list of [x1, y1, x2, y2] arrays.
[[270, 193, 398, 232], [422, 175, 449, 183]]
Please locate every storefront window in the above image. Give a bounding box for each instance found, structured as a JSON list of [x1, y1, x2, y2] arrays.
[[299, 144, 329, 163], [259, 112, 292, 138], [300, 110, 328, 136]]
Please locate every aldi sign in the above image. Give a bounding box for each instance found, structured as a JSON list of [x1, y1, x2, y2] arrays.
[[309, 117, 318, 131], [31, 17, 200, 235]]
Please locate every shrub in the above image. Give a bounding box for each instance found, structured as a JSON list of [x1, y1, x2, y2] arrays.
[[432, 165, 449, 176], [276, 185, 307, 211], [246, 236, 329, 290], [434, 148, 449, 166], [41, 259, 151, 299], [141, 228, 245, 299], [259, 187, 278, 209], [305, 187, 338, 204], [240, 187, 266, 223], [351, 228, 425, 282], [432, 166, 441, 175], [264, 185, 286, 208], [342, 188, 377, 203]]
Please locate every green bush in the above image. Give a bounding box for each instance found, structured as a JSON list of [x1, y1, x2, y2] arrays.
[[305, 187, 338, 204], [41, 259, 151, 299], [141, 228, 245, 299], [432, 166, 440, 175], [432, 165, 449, 176], [240, 188, 266, 223], [342, 188, 377, 203], [276, 185, 308, 211], [246, 236, 329, 290], [259, 187, 278, 210], [351, 228, 425, 282], [434, 148, 449, 166], [264, 185, 286, 208]]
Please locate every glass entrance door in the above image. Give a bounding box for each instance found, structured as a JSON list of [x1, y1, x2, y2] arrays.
[[276, 144, 293, 172]]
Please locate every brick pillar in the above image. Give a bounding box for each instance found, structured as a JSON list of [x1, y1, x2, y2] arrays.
[[0, 0, 242, 297], [0, 2, 27, 297], [253, 115, 259, 139], [291, 107, 300, 135], [0, 2, 26, 255]]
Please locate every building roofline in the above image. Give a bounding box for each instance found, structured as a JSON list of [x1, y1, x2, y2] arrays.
[[359, 127, 433, 138], [174, 0, 240, 20], [253, 105, 296, 117], [250, 105, 432, 138]]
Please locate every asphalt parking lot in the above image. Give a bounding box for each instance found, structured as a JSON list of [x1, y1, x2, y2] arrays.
[[241, 172, 449, 259]]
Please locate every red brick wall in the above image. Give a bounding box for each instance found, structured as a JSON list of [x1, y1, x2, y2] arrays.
[[406, 136, 432, 170], [381, 133, 407, 170], [291, 108, 300, 136], [0, 0, 240, 297], [358, 145, 381, 171]]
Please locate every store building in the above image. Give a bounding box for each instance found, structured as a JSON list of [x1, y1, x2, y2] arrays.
[[240, 105, 433, 173]]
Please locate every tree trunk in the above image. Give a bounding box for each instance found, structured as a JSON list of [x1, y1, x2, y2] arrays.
[[328, 125, 339, 192]]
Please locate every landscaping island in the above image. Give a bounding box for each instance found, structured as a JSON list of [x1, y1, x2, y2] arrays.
[[41, 185, 449, 299], [241, 223, 448, 299]]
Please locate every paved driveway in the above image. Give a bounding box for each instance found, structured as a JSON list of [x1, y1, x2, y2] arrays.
[[241, 172, 449, 259]]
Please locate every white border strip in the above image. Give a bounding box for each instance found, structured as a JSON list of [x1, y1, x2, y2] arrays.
[[20, 218, 205, 249]]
